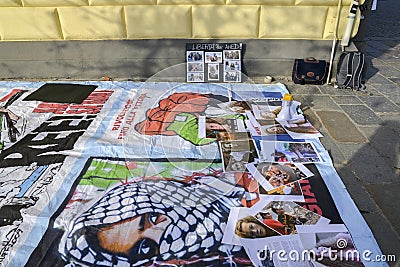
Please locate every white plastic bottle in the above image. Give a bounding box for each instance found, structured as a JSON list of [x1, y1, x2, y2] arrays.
[[277, 93, 293, 122]]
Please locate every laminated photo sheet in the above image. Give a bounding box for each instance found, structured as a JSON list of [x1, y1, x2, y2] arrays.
[[260, 140, 323, 163], [219, 139, 259, 172], [295, 224, 365, 267], [251, 200, 331, 236], [245, 110, 289, 138], [222, 200, 282, 246], [218, 100, 252, 114], [247, 162, 313, 194], [277, 120, 323, 140], [247, 164, 305, 202], [241, 234, 313, 267], [198, 114, 246, 138]]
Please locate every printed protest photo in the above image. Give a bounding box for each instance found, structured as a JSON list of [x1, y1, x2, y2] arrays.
[[187, 62, 204, 72], [205, 52, 222, 63], [224, 50, 241, 60], [248, 162, 313, 195], [219, 139, 259, 172], [208, 63, 219, 80], [253, 201, 330, 235], [281, 121, 323, 140], [218, 100, 252, 114], [260, 141, 323, 163], [187, 51, 204, 62], [224, 60, 241, 71], [198, 114, 246, 139], [187, 72, 204, 82]]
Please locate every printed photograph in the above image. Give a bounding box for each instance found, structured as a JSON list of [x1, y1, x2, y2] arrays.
[[187, 72, 204, 82], [187, 62, 204, 72], [219, 139, 259, 172], [187, 51, 204, 62], [224, 71, 241, 82], [281, 121, 323, 140], [205, 52, 222, 63], [198, 115, 246, 139], [260, 141, 323, 163], [248, 162, 313, 194], [253, 201, 330, 235], [224, 50, 241, 60], [218, 101, 252, 114], [224, 60, 241, 71], [208, 63, 219, 80]]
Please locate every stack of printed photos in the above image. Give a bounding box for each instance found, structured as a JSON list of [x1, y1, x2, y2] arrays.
[[197, 91, 365, 267]]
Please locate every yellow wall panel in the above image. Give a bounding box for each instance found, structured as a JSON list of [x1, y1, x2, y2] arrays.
[[259, 6, 328, 39], [89, 0, 155, 5], [0, 0, 22, 7], [125, 5, 191, 38], [22, 0, 88, 6], [226, 0, 294, 5], [295, 0, 351, 5], [324, 6, 361, 39], [158, 0, 224, 4], [0, 7, 60, 40], [192, 5, 260, 38], [58, 6, 125, 40]]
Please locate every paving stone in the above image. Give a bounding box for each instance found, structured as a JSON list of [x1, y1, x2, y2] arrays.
[[319, 132, 347, 165], [357, 96, 400, 113], [362, 211, 400, 264], [365, 183, 400, 235], [380, 114, 400, 135], [296, 95, 341, 111], [375, 65, 400, 78], [368, 73, 397, 85], [302, 108, 322, 130], [341, 105, 383, 125], [389, 77, 400, 85], [332, 95, 363, 105], [316, 111, 367, 143], [285, 83, 321, 95], [358, 126, 400, 169], [337, 143, 399, 184], [318, 86, 355, 95], [370, 84, 400, 104], [336, 164, 379, 213]]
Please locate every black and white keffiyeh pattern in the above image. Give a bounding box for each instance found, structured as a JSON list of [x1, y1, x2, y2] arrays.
[[62, 179, 243, 266]]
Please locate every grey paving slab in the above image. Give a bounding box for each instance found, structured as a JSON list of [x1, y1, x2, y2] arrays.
[[296, 95, 341, 111], [341, 105, 383, 125], [336, 164, 379, 213], [380, 114, 400, 136], [389, 77, 400, 85], [337, 143, 399, 184], [318, 86, 355, 95], [368, 73, 398, 85], [319, 132, 347, 165], [362, 211, 400, 266], [357, 96, 400, 113], [331, 95, 363, 105], [316, 111, 367, 143], [369, 84, 400, 102], [358, 126, 400, 170], [375, 65, 400, 78], [365, 183, 400, 235], [285, 83, 321, 95]]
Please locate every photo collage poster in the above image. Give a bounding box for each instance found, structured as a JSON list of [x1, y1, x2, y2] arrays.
[[186, 43, 243, 83]]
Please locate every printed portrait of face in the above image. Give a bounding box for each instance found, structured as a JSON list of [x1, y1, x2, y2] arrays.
[[61, 179, 245, 266]]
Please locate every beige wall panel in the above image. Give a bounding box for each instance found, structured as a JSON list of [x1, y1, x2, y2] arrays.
[[125, 6, 191, 38], [192, 6, 260, 38], [89, 0, 155, 5], [158, 0, 224, 4], [259, 6, 328, 39], [324, 6, 361, 39], [226, 0, 294, 5], [0, 0, 22, 7], [22, 0, 88, 6], [0, 8, 60, 40], [295, 0, 351, 5], [58, 6, 125, 40]]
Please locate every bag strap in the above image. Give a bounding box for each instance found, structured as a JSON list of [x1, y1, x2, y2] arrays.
[[342, 52, 355, 88], [352, 52, 365, 89]]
